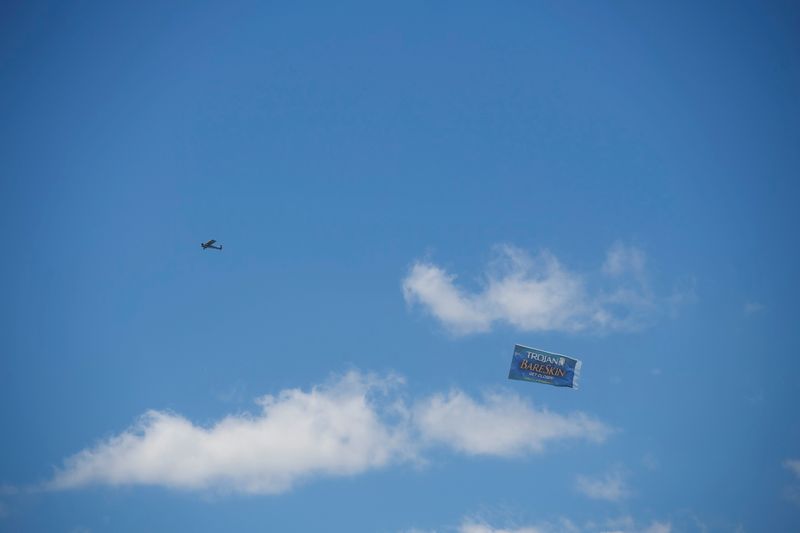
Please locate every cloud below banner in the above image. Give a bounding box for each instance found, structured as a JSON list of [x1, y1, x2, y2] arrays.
[[46, 372, 609, 494]]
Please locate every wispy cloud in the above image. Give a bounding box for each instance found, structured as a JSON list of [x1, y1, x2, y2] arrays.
[[641, 452, 660, 471], [415, 390, 610, 456], [640, 523, 671, 533], [46, 372, 609, 494], [783, 458, 800, 506], [459, 522, 545, 533], [403, 244, 666, 335], [743, 302, 764, 315], [784, 459, 800, 478], [455, 517, 669, 533], [404, 510, 742, 533], [575, 468, 630, 502], [0, 484, 19, 519], [603, 242, 646, 279]]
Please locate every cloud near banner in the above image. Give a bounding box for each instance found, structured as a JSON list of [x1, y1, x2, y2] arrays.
[[402, 243, 671, 335], [46, 372, 610, 494]]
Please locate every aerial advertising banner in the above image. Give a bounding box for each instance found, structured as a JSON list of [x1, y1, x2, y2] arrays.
[[508, 344, 582, 389]]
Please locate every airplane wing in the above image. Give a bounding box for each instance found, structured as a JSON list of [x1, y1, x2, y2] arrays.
[[204, 239, 216, 246]]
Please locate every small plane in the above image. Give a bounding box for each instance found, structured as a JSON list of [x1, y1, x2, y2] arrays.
[[201, 239, 222, 250]]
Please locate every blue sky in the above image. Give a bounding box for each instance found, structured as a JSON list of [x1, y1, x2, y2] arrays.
[[1, 1, 799, 531]]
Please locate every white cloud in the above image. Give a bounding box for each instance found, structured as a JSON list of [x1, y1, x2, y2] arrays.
[[459, 522, 545, 533], [575, 469, 630, 502], [403, 244, 659, 335], [402, 262, 493, 334], [415, 390, 610, 456], [48, 372, 412, 494], [455, 517, 669, 533], [47, 373, 609, 494]]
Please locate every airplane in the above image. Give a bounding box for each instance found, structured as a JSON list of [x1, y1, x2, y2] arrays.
[[201, 239, 222, 250]]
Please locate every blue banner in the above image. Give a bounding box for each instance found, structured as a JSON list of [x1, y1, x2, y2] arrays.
[[508, 344, 582, 389]]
